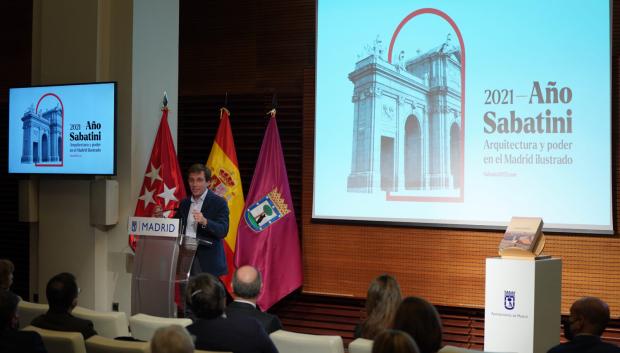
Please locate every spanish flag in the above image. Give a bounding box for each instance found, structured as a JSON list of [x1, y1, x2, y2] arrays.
[[206, 108, 244, 295]]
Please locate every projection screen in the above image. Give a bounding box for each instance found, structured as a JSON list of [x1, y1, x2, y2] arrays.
[[313, 0, 612, 233]]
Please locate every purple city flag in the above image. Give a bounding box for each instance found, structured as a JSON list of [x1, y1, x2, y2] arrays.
[[234, 110, 303, 311]]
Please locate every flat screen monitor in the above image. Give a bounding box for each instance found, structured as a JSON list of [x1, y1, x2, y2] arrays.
[[313, 0, 612, 233], [8, 82, 116, 175]]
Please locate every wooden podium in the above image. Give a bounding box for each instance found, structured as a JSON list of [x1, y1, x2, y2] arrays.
[[484, 257, 562, 353]]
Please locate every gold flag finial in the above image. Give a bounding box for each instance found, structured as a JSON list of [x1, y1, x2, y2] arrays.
[[220, 107, 230, 119]]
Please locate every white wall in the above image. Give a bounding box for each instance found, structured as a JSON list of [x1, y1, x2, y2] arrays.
[[31, 0, 179, 313]]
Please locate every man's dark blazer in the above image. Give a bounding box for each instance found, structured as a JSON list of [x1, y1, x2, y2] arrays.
[[176, 190, 229, 276], [547, 335, 620, 353], [226, 301, 283, 334], [0, 329, 47, 353], [31, 310, 97, 339], [187, 315, 278, 353]]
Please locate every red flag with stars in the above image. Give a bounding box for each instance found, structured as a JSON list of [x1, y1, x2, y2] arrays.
[[129, 107, 187, 251]]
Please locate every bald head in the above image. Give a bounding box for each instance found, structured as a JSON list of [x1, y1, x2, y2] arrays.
[[570, 297, 610, 336], [232, 265, 262, 300]]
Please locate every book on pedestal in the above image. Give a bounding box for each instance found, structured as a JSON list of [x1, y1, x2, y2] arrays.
[[499, 217, 546, 259]]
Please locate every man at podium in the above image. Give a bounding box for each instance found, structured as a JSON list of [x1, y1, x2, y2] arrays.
[[174, 163, 229, 277]]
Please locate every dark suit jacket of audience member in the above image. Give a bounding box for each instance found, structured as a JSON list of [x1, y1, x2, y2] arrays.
[[547, 335, 620, 353], [187, 315, 278, 353], [226, 301, 283, 334], [31, 311, 97, 339], [0, 329, 47, 353]]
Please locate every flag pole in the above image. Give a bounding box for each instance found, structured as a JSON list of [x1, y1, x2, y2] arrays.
[[267, 92, 277, 118]]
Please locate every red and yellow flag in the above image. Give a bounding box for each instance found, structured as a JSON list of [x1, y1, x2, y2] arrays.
[[206, 108, 244, 295]]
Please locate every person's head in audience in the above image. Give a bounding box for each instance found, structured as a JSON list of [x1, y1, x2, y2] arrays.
[[0, 290, 20, 331], [232, 265, 262, 303], [187, 273, 226, 319], [372, 329, 420, 353], [0, 259, 15, 291], [361, 274, 402, 339], [46, 272, 79, 313], [151, 325, 195, 353], [393, 296, 443, 353], [565, 296, 610, 339]]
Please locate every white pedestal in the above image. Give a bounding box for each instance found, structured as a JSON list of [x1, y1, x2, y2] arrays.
[[484, 257, 562, 353]]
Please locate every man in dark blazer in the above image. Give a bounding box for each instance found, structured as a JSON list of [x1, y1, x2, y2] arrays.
[[0, 290, 47, 353], [175, 163, 229, 276], [186, 273, 278, 353], [31, 272, 97, 339], [547, 297, 620, 353], [226, 265, 283, 334]]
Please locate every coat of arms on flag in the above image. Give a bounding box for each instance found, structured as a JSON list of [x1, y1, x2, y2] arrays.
[[210, 167, 237, 202], [244, 188, 291, 232]]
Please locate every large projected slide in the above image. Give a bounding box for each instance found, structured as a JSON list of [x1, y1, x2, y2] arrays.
[[8, 82, 116, 175], [313, 0, 612, 233]]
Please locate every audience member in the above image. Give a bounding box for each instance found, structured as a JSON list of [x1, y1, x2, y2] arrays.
[[0, 290, 47, 353], [0, 259, 14, 291], [31, 272, 97, 339], [392, 296, 442, 353], [356, 274, 402, 339], [372, 329, 420, 353], [547, 297, 620, 353], [151, 325, 194, 353], [226, 265, 283, 334], [186, 273, 278, 353]]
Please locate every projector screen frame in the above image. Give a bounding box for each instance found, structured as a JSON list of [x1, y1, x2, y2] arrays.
[[312, 0, 614, 235]]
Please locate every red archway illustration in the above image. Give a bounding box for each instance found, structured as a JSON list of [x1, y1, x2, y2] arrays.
[[35, 93, 64, 167], [385, 8, 465, 202]]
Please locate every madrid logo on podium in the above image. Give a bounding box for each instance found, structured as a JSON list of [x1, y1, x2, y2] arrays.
[[504, 290, 516, 310]]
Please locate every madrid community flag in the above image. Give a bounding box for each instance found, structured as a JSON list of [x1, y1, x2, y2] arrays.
[[130, 106, 187, 251], [235, 110, 302, 311], [206, 108, 244, 295]]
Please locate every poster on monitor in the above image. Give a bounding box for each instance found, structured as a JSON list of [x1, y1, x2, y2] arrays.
[[8, 82, 116, 175], [313, 1, 612, 233]]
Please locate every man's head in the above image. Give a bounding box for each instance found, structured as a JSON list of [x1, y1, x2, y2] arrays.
[[232, 265, 262, 302], [46, 272, 79, 313], [187, 164, 211, 198], [186, 273, 225, 319], [0, 259, 14, 291], [151, 325, 194, 353], [567, 297, 610, 337], [0, 290, 19, 330]]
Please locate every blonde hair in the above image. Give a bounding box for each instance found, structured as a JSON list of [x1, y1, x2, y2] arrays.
[[360, 274, 402, 339], [151, 325, 194, 353]]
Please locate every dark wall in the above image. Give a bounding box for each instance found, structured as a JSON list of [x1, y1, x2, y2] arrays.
[[179, 0, 314, 96], [178, 0, 313, 215], [0, 1, 33, 299]]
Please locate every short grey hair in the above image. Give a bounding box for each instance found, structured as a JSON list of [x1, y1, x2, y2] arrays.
[[151, 325, 194, 353], [232, 268, 262, 299]]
